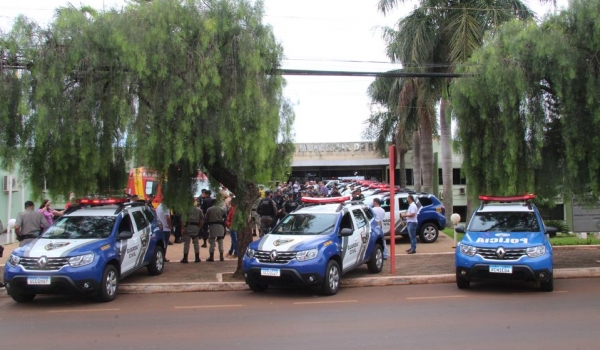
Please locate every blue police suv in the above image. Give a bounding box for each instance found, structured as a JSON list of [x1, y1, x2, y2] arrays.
[[455, 194, 556, 292], [4, 198, 166, 303], [243, 196, 385, 295]]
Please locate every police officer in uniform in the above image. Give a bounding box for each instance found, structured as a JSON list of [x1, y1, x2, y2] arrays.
[[283, 194, 299, 215], [15, 201, 50, 247], [256, 190, 278, 237]]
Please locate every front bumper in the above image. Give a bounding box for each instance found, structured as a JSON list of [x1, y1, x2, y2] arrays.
[[244, 266, 324, 287], [4, 262, 105, 296], [4, 275, 101, 296], [455, 264, 552, 283]]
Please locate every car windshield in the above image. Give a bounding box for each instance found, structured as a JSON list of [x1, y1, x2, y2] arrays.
[[273, 213, 338, 235], [469, 212, 540, 232], [41, 216, 116, 239]]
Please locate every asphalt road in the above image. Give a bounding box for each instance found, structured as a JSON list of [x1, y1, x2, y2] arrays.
[[1, 278, 599, 350]]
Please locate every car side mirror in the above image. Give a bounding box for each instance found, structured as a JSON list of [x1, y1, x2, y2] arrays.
[[339, 228, 353, 236], [119, 231, 134, 240], [546, 226, 558, 236], [454, 225, 465, 234]]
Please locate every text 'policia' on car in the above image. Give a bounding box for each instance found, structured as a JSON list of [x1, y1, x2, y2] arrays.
[[455, 194, 557, 292], [4, 197, 166, 303], [243, 196, 385, 295]]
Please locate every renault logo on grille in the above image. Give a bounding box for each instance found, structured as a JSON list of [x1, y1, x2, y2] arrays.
[[270, 250, 278, 262], [496, 247, 506, 259], [38, 256, 48, 268]]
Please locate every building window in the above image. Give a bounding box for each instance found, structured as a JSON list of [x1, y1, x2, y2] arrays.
[[405, 169, 414, 186], [453, 168, 467, 185], [437, 168, 467, 185]]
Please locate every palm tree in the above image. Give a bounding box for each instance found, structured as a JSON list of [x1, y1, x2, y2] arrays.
[[378, 0, 537, 224], [365, 74, 432, 189]]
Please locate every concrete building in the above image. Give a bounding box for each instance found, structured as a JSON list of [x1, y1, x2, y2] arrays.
[[290, 139, 468, 218]]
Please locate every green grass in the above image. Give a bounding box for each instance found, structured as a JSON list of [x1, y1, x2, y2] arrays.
[[442, 228, 600, 246]]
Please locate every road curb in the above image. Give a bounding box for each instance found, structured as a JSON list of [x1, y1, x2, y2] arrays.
[[2, 267, 600, 296], [116, 267, 600, 293]]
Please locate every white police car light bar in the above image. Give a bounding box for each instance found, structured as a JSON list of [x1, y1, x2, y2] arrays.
[[301, 196, 351, 204], [478, 194, 535, 202]]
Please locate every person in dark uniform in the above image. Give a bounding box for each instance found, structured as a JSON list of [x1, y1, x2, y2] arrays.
[[181, 198, 205, 263], [256, 190, 278, 237], [198, 189, 214, 248], [351, 188, 365, 201], [329, 187, 342, 197], [283, 194, 300, 215], [273, 189, 286, 223]]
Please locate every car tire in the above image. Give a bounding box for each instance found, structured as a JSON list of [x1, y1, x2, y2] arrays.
[[147, 246, 165, 276], [419, 223, 439, 243], [97, 265, 119, 302], [456, 276, 470, 289], [321, 260, 341, 296], [540, 274, 554, 292], [10, 292, 36, 303], [367, 243, 384, 273], [248, 282, 269, 292]]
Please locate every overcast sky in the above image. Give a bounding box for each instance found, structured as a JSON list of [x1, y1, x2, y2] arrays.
[[0, 0, 569, 144]]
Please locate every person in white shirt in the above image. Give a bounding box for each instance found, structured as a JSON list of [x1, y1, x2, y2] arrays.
[[156, 203, 172, 262], [371, 198, 388, 259], [401, 195, 419, 254]]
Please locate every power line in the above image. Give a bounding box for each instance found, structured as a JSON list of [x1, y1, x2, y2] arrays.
[[279, 69, 469, 78]]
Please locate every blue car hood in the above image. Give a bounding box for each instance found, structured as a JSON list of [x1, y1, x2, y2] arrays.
[[14, 238, 107, 258], [462, 231, 547, 247], [251, 234, 333, 252]]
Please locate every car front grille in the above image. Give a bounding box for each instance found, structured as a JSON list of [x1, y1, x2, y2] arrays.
[[477, 248, 527, 260], [254, 250, 296, 264], [19, 257, 70, 270]]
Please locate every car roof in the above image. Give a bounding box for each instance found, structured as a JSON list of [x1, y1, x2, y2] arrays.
[[477, 203, 534, 213]]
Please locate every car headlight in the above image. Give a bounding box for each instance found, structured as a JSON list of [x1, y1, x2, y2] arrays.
[[459, 243, 477, 257], [7, 254, 20, 267], [296, 248, 318, 262], [526, 245, 546, 258], [69, 253, 95, 267], [246, 247, 255, 258]]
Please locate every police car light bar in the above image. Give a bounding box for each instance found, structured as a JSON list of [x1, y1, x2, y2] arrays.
[[479, 194, 536, 202], [301, 196, 351, 204], [78, 198, 131, 205]]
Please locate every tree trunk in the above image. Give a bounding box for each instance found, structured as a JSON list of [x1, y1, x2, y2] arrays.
[[420, 112, 434, 194], [440, 96, 453, 227], [412, 130, 421, 191]]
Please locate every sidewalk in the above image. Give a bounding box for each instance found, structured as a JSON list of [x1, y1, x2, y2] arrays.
[[2, 232, 600, 295]]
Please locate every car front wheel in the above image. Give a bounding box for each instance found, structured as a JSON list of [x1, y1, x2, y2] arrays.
[[97, 265, 119, 302], [321, 260, 341, 295], [148, 246, 165, 275], [367, 243, 384, 273], [419, 223, 439, 243]]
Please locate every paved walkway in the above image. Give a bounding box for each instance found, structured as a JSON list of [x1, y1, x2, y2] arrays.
[[2, 232, 600, 294]]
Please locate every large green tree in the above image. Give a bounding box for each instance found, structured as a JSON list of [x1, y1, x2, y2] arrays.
[[0, 0, 294, 274], [452, 0, 600, 202], [377, 0, 537, 223]]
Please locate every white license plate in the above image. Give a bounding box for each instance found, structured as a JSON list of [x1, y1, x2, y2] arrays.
[[260, 268, 281, 277], [27, 276, 51, 285], [489, 265, 512, 274]]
